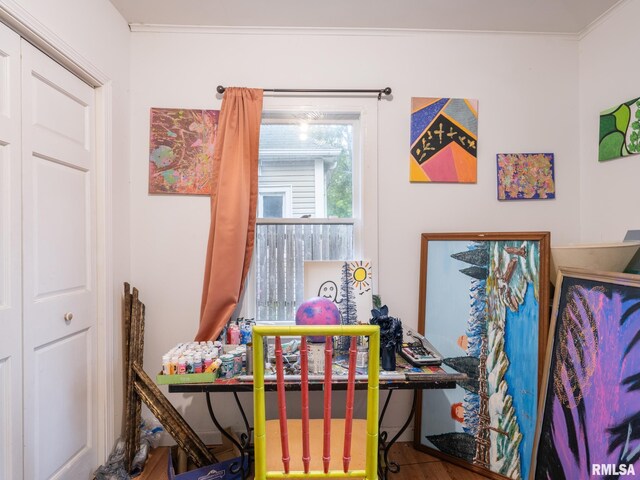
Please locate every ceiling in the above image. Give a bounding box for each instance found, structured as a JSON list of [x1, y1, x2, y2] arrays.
[[109, 0, 623, 34]]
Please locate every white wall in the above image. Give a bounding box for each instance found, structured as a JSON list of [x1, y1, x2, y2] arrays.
[[130, 28, 580, 441], [4, 0, 131, 447], [579, 0, 640, 242]]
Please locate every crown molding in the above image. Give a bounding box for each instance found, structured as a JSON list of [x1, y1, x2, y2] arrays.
[[578, 0, 630, 40], [129, 23, 578, 40]]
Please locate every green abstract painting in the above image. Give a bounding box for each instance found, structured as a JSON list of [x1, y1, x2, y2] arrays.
[[599, 96, 640, 162]]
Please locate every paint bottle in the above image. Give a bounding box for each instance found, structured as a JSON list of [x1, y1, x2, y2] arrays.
[[231, 350, 243, 375], [219, 354, 235, 378], [229, 324, 240, 345], [210, 358, 222, 374], [185, 354, 194, 374], [170, 355, 179, 375], [240, 322, 252, 345], [210, 345, 219, 359], [193, 353, 203, 374], [177, 356, 187, 375], [203, 353, 213, 371], [162, 355, 171, 375]]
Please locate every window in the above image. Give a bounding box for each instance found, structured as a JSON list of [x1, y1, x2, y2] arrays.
[[258, 187, 292, 218], [261, 194, 284, 218], [242, 100, 379, 324]]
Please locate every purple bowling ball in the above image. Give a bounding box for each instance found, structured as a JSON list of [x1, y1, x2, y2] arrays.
[[295, 297, 341, 342]]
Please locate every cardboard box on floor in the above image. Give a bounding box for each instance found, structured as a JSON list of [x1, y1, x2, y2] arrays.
[[168, 428, 248, 479]]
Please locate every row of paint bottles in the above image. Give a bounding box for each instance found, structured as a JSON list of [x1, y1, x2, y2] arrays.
[[163, 353, 223, 375], [226, 318, 254, 345], [162, 341, 222, 375]]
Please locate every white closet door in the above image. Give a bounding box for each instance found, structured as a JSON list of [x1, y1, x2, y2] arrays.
[[21, 40, 97, 480], [0, 22, 22, 480]]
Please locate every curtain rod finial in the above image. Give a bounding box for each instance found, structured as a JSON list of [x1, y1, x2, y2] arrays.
[[378, 87, 392, 100], [217, 85, 226, 94]]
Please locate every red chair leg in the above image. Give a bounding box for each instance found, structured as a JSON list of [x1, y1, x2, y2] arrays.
[[323, 336, 333, 473], [275, 336, 290, 473], [343, 336, 357, 473], [300, 336, 310, 473]]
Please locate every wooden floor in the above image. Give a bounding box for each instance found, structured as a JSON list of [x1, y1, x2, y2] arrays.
[[139, 442, 490, 479]]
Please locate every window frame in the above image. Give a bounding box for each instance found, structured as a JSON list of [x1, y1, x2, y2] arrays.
[[239, 98, 379, 324]]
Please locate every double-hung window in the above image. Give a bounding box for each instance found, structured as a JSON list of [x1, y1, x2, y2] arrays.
[[244, 100, 378, 324]]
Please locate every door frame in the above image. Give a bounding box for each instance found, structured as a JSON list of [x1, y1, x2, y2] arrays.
[[0, 1, 116, 463]]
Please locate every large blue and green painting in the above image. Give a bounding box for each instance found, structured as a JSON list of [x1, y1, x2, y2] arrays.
[[421, 239, 542, 479], [599, 96, 640, 162]]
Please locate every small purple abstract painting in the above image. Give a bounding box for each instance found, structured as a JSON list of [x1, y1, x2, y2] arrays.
[[497, 153, 555, 200], [532, 269, 640, 479]]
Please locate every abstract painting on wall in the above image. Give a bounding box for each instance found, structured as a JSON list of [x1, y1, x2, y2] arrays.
[[304, 260, 373, 348], [410, 97, 478, 183], [415, 232, 550, 480], [149, 108, 219, 194], [599, 96, 640, 162], [496, 153, 555, 200], [531, 268, 640, 479]]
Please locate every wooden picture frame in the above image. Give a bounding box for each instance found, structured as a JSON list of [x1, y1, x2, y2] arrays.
[[122, 283, 215, 471], [413, 232, 550, 480], [531, 268, 640, 479]]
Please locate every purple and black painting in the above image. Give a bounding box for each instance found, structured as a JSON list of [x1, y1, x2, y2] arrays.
[[533, 273, 640, 479]]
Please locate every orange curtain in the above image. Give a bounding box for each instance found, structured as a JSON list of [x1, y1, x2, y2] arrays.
[[196, 87, 264, 341]]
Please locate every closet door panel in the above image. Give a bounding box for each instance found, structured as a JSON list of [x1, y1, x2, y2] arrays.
[[0, 22, 22, 480], [22, 40, 97, 480], [29, 156, 91, 346], [32, 330, 91, 478], [29, 69, 91, 170]]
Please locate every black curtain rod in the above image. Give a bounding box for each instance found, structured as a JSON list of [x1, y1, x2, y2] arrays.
[[216, 85, 392, 100]]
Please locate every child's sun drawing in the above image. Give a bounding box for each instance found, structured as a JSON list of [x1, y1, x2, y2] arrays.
[[349, 261, 371, 292]]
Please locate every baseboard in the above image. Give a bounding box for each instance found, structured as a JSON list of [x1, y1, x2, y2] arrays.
[[381, 426, 414, 443]]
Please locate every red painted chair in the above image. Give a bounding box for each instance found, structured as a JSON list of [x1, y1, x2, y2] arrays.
[[252, 325, 380, 479]]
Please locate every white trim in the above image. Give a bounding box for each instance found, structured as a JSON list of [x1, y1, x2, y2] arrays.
[[0, 0, 107, 86], [256, 217, 354, 225], [95, 82, 115, 457], [129, 23, 579, 39], [313, 159, 325, 217], [578, 0, 631, 40], [0, 0, 115, 464]]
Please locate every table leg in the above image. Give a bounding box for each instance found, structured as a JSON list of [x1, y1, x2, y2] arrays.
[[377, 389, 418, 479], [233, 391, 253, 451], [205, 392, 251, 479]]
